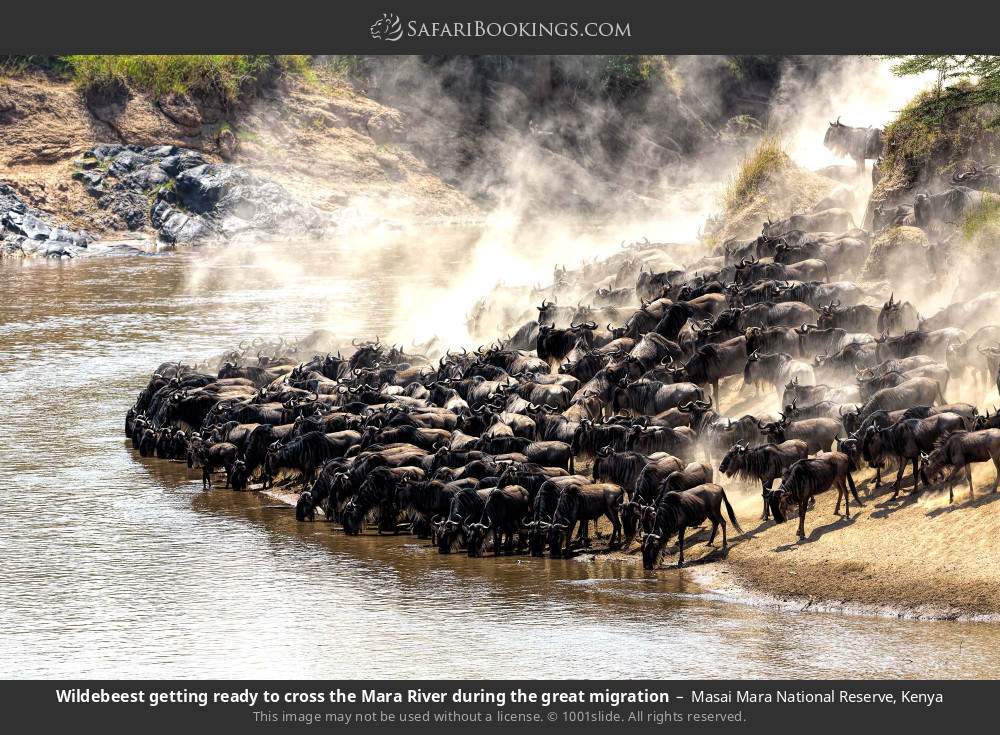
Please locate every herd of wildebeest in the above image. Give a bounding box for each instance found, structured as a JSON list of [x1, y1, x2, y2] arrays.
[[125, 149, 1000, 570]]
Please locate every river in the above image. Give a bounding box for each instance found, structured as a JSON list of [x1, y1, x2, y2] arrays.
[[3, 240, 1000, 678]]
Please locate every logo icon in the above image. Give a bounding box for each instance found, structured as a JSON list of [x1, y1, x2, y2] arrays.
[[370, 12, 403, 41]]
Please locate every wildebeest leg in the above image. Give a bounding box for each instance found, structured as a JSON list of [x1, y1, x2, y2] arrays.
[[911, 458, 920, 495], [943, 464, 963, 504], [712, 381, 719, 410], [797, 500, 807, 538], [761, 480, 772, 520], [834, 481, 844, 516], [967, 464, 975, 501], [706, 519, 718, 547], [676, 527, 686, 567], [889, 460, 907, 500], [993, 455, 1000, 493], [607, 509, 622, 547]]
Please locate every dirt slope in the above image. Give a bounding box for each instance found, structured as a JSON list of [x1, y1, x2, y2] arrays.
[[0, 72, 475, 237]]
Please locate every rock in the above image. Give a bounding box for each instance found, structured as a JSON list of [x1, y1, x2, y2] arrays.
[[175, 164, 247, 213], [98, 187, 148, 231], [67, 144, 327, 246], [72, 170, 105, 196], [0, 85, 16, 122], [160, 150, 206, 177], [157, 93, 203, 129], [365, 110, 404, 144], [217, 128, 238, 160], [1, 183, 92, 257], [861, 226, 930, 281]]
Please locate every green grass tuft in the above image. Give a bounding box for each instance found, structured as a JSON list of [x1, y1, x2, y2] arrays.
[[960, 197, 1000, 240], [60, 55, 310, 102]]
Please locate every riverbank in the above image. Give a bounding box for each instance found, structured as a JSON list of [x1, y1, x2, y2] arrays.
[[710, 465, 1000, 621], [258, 461, 1000, 621]]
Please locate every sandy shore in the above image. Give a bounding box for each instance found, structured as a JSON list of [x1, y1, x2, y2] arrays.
[[700, 464, 1000, 621]]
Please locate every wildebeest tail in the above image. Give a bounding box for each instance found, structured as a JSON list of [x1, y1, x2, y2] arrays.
[[846, 471, 862, 505], [720, 489, 743, 534]]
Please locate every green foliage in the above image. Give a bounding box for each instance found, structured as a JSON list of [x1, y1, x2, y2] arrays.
[[323, 55, 365, 79], [599, 55, 664, 99], [960, 196, 1000, 240], [60, 55, 310, 102], [725, 55, 784, 82], [0, 55, 71, 74], [887, 55, 1000, 123], [724, 137, 786, 211], [881, 81, 1000, 177]]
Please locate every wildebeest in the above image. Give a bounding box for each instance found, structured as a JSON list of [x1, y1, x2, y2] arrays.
[[641, 484, 742, 568], [743, 350, 815, 398], [858, 377, 945, 421], [611, 378, 703, 417], [770, 452, 861, 537], [437, 487, 491, 553], [296, 490, 317, 521], [817, 302, 880, 333], [862, 412, 965, 499], [466, 486, 530, 557], [547, 483, 624, 558], [922, 429, 1000, 503], [877, 294, 920, 336], [758, 416, 841, 454], [823, 118, 882, 172], [264, 430, 362, 485], [763, 208, 857, 237], [719, 440, 809, 520], [196, 442, 238, 489]]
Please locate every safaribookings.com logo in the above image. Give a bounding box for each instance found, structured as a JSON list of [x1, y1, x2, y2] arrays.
[[370, 13, 404, 41], [370, 13, 631, 41]]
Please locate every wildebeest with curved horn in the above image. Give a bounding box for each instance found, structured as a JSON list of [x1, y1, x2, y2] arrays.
[[719, 440, 809, 520], [641, 484, 742, 568], [547, 483, 624, 558], [769, 452, 861, 538], [921, 429, 1000, 504]]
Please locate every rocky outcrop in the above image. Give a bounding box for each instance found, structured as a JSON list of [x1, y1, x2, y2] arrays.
[[73, 144, 328, 244], [860, 225, 929, 281], [0, 183, 93, 257]]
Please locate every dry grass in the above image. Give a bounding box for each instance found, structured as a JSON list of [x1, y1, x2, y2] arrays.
[[723, 136, 787, 212]]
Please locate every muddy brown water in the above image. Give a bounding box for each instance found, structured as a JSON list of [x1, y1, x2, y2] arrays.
[[3, 241, 1000, 678]]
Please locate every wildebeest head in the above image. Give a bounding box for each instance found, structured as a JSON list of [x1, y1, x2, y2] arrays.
[[229, 459, 248, 491], [641, 493, 682, 569], [465, 515, 491, 558], [296, 490, 316, 522], [718, 442, 749, 477], [839, 404, 861, 435]]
